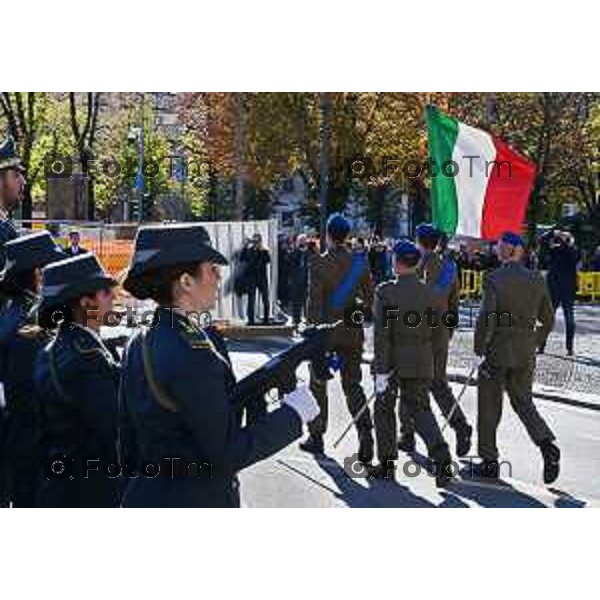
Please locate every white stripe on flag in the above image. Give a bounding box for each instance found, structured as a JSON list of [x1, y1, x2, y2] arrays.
[[453, 123, 497, 238]]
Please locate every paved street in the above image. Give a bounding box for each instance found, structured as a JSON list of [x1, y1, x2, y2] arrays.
[[448, 304, 600, 398], [229, 304, 600, 507], [364, 303, 600, 401]]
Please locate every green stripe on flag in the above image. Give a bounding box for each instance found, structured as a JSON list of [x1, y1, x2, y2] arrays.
[[426, 106, 459, 234]]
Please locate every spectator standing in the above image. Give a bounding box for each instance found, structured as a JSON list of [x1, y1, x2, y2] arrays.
[[288, 234, 312, 326], [368, 236, 391, 285], [593, 246, 600, 272], [543, 231, 580, 355], [64, 230, 89, 257], [240, 233, 271, 326]]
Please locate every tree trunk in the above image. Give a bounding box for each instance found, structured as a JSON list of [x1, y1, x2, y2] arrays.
[[233, 93, 246, 221], [21, 183, 33, 223], [319, 92, 331, 249]]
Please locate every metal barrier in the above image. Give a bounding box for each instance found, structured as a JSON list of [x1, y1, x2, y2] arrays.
[[460, 268, 600, 301], [460, 270, 483, 299], [577, 272, 600, 301]]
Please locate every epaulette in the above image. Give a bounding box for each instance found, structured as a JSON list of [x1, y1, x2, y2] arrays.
[[68, 326, 114, 365], [175, 318, 213, 350]]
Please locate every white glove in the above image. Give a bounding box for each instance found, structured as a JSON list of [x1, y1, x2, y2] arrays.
[[375, 373, 390, 395], [282, 385, 320, 424]]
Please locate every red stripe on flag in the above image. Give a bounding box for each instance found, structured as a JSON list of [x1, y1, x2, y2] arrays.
[[480, 138, 536, 240]]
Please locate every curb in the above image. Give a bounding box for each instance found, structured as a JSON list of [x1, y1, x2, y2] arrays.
[[445, 370, 600, 412], [221, 328, 600, 413]]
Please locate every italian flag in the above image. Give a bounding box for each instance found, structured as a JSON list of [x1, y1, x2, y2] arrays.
[[426, 105, 536, 240]]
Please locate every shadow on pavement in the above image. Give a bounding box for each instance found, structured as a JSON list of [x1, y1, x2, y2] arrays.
[[410, 452, 549, 508], [547, 487, 588, 508], [313, 455, 439, 508], [279, 455, 440, 507]]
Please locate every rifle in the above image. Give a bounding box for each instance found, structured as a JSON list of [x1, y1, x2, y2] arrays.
[[231, 320, 342, 409]]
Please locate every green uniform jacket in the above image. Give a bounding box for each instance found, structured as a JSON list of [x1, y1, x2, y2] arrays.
[[417, 251, 460, 351], [474, 262, 555, 367], [373, 273, 443, 379], [306, 245, 373, 348]]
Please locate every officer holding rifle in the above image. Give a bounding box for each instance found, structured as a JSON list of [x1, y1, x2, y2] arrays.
[[119, 223, 320, 508]]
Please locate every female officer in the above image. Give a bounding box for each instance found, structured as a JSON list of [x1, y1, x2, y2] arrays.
[[0, 232, 65, 507], [34, 253, 121, 507], [120, 223, 319, 508]]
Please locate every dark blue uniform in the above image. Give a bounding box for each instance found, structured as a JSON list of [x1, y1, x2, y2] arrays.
[[0, 297, 50, 507], [120, 309, 302, 508], [34, 324, 121, 507], [0, 295, 27, 506]]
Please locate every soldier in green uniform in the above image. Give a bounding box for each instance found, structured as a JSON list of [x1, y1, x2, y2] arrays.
[[398, 223, 472, 456], [299, 214, 374, 465], [475, 232, 560, 484], [370, 240, 453, 487]]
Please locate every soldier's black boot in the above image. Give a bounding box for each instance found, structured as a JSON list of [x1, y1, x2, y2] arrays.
[[367, 459, 396, 480], [455, 425, 473, 458], [431, 445, 454, 488], [540, 441, 560, 485], [473, 459, 500, 479], [357, 431, 374, 465], [299, 434, 324, 455], [397, 433, 416, 453]]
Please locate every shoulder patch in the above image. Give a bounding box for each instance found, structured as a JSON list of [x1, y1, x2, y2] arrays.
[[175, 319, 213, 350], [189, 339, 212, 350], [68, 327, 113, 365]]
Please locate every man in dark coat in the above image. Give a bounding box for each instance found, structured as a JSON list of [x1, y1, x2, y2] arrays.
[[287, 234, 312, 326], [368, 236, 391, 285], [543, 231, 580, 355], [240, 233, 271, 325]]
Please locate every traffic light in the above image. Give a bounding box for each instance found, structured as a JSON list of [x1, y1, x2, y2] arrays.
[[141, 193, 154, 222], [129, 197, 141, 222]]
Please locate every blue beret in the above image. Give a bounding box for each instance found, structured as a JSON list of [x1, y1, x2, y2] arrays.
[[415, 223, 440, 241], [326, 213, 351, 238], [393, 239, 421, 261], [500, 231, 524, 247]]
